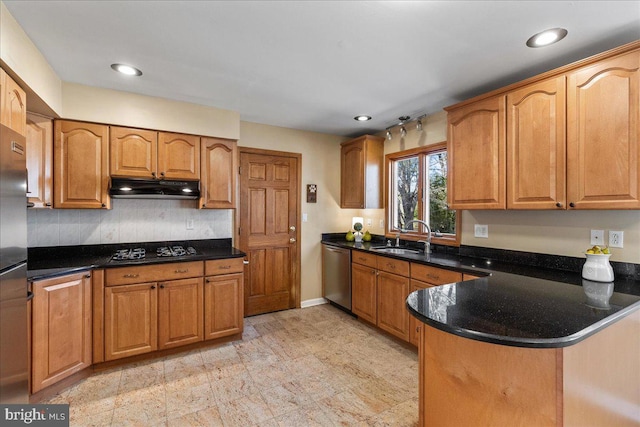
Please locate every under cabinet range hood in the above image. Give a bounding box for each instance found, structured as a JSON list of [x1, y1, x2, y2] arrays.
[[109, 178, 200, 199]]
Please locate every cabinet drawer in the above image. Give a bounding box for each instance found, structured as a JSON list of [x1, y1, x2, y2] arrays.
[[377, 256, 410, 277], [105, 261, 204, 286], [205, 258, 244, 276], [352, 251, 377, 268], [411, 263, 462, 285]]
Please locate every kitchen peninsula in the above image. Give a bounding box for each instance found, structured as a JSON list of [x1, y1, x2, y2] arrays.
[[322, 236, 640, 427]]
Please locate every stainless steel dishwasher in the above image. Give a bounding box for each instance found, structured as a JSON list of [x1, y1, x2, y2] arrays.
[[322, 244, 351, 312]]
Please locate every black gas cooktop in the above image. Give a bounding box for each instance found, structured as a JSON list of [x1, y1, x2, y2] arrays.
[[110, 245, 198, 262]]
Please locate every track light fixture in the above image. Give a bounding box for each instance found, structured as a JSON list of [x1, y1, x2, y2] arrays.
[[386, 128, 392, 140], [400, 126, 407, 137], [384, 114, 427, 141]]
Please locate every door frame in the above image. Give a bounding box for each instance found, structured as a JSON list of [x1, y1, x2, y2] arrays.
[[236, 146, 302, 311]]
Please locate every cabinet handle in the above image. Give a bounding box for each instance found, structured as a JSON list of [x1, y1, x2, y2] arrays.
[[426, 274, 439, 280], [556, 202, 563, 208], [45, 203, 52, 207], [175, 269, 188, 273], [243, 260, 249, 265], [569, 202, 575, 208], [85, 274, 91, 279], [123, 274, 139, 278], [150, 285, 156, 289], [387, 263, 395, 269], [218, 265, 231, 270]]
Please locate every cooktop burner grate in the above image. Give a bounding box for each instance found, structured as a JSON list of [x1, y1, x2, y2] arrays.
[[111, 248, 146, 261], [156, 245, 197, 257]]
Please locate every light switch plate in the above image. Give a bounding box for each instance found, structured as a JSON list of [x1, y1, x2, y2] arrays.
[[590, 229, 604, 246], [186, 219, 194, 230]]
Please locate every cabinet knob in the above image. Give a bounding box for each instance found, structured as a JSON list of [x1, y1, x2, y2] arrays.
[[151, 172, 156, 178], [202, 204, 206, 208], [101, 203, 106, 208], [160, 284, 165, 289], [555, 202, 562, 208], [45, 203, 52, 207], [205, 278, 211, 283], [569, 202, 575, 208], [150, 285, 156, 289], [85, 274, 91, 279], [243, 260, 249, 265], [160, 172, 165, 177]]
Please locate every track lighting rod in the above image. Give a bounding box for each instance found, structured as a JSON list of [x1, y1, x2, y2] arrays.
[[385, 114, 427, 139]]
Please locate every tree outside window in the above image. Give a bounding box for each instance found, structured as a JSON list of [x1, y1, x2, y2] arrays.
[[386, 142, 460, 245]]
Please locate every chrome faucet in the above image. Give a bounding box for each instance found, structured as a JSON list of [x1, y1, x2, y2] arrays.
[[401, 219, 432, 254], [395, 233, 401, 247]]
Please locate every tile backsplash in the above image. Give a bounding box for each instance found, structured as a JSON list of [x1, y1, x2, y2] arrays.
[[27, 199, 233, 247]]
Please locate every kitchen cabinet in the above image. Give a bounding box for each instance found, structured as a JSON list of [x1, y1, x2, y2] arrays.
[[203, 258, 244, 340], [340, 135, 384, 209], [351, 252, 378, 324], [158, 277, 204, 350], [447, 42, 640, 210], [409, 263, 463, 346], [0, 68, 27, 136], [447, 95, 506, 209], [376, 257, 410, 341], [200, 137, 237, 209], [507, 76, 566, 209], [26, 112, 53, 208], [31, 272, 92, 393], [566, 49, 640, 209], [53, 120, 110, 209], [104, 261, 204, 361], [158, 131, 200, 180], [109, 126, 158, 178]]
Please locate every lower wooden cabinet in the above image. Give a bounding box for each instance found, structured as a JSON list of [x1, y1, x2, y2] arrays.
[[203, 258, 244, 340], [409, 280, 434, 347], [31, 272, 92, 393], [377, 271, 410, 341], [104, 282, 158, 361], [351, 262, 377, 324], [158, 277, 204, 349]]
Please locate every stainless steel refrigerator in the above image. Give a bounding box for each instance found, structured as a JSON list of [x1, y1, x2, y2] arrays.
[[0, 123, 29, 403]]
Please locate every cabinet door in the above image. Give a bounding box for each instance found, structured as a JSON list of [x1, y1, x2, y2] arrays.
[[104, 282, 157, 361], [567, 50, 640, 209], [54, 120, 110, 209], [204, 272, 243, 340], [377, 271, 410, 341], [157, 132, 200, 180], [341, 139, 365, 208], [32, 272, 92, 393], [340, 135, 384, 209], [158, 277, 203, 350], [351, 263, 377, 324], [447, 95, 506, 209], [1, 69, 27, 136], [507, 76, 567, 209], [110, 126, 158, 178], [200, 137, 237, 208], [409, 279, 434, 347], [26, 113, 53, 208]]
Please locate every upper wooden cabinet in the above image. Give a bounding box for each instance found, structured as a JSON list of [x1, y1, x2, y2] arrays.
[[447, 41, 640, 210], [447, 95, 506, 209], [158, 131, 200, 180], [110, 126, 158, 178], [26, 113, 53, 208], [54, 120, 110, 209], [566, 49, 640, 209], [507, 76, 566, 209], [340, 135, 384, 209], [200, 137, 237, 209], [0, 68, 27, 136]]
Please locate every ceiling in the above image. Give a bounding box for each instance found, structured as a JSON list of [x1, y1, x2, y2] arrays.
[[4, 1, 640, 137]]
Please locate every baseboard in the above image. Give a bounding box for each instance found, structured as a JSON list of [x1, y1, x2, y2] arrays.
[[301, 298, 328, 308]]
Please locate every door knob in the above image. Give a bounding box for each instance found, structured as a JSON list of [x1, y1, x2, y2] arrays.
[[289, 225, 296, 232], [289, 237, 296, 243]]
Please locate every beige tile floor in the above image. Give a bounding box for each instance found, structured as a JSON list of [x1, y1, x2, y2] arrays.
[[45, 303, 419, 426]]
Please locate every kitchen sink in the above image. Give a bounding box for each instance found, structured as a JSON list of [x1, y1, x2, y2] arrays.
[[370, 247, 421, 255]]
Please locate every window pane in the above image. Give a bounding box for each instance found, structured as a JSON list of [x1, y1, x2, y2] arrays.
[[427, 151, 456, 234], [394, 156, 419, 230]]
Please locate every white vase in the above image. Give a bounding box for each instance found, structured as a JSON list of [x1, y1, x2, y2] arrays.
[[582, 253, 614, 282]]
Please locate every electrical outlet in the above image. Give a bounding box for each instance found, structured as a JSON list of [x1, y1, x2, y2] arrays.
[[186, 219, 194, 230], [379, 219, 384, 228], [366, 218, 372, 227], [609, 230, 624, 248], [590, 229, 604, 246], [474, 224, 488, 238], [302, 213, 308, 222]]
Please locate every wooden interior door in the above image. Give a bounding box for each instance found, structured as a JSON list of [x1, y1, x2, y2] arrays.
[[239, 148, 300, 316]]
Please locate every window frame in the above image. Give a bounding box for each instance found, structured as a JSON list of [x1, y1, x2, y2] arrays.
[[384, 142, 461, 246]]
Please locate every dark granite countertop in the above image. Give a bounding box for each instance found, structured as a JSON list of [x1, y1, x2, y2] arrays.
[[321, 234, 640, 348], [28, 238, 245, 281]]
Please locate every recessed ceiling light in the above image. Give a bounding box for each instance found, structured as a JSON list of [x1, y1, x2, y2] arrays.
[[354, 115, 372, 121], [526, 28, 568, 48], [111, 63, 143, 76]]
